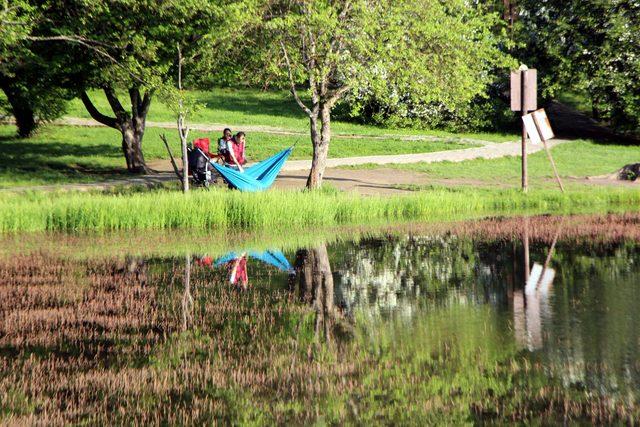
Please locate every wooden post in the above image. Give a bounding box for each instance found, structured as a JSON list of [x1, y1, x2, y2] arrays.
[[521, 69, 528, 192], [523, 216, 530, 284], [531, 109, 565, 193], [543, 142, 564, 192]]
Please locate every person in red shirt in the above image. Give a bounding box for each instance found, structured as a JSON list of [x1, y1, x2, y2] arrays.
[[224, 132, 247, 172]]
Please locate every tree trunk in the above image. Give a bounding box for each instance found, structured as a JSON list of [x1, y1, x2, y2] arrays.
[[120, 119, 148, 173], [80, 88, 151, 174], [1, 82, 37, 138], [306, 105, 331, 189]]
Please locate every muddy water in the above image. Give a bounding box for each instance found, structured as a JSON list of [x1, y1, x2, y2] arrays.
[[2, 213, 640, 423]]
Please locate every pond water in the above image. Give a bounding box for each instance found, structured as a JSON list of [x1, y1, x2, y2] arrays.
[[2, 213, 640, 423]]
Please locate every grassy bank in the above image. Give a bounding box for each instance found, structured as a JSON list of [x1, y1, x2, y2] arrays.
[[65, 88, 518, 142], [350, 140, 640, 189], [1, 185, 639, 233], [0, 124, 469, 188]]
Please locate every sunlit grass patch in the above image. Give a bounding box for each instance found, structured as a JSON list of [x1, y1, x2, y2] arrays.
[[1, 185, 639, 233]]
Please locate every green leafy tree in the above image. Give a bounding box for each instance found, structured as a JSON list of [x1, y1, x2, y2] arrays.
[[213, 0, 512, 188], [516, 0, 640, 133], [0, 0, 65, 138], [30, 0, 220, 173]]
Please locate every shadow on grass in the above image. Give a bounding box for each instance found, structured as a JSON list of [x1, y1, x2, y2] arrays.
[[0, 135, 128, 186]]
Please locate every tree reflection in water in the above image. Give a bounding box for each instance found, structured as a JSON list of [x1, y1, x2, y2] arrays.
[[290, 245, 349, 344], [182, 255, 194, 332]]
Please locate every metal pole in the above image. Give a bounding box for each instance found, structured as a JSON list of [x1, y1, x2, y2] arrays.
[[521, 70, 528, 192]]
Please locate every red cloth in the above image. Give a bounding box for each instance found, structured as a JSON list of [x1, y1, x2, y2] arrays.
[[194, 137, 218, 158], [196, 256, 213, 267], [224, 138, 246, 165]]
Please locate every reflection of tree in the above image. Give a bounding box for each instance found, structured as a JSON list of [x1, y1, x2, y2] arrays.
[[182, 255, 194, 332], [291, 245, 342, 343]]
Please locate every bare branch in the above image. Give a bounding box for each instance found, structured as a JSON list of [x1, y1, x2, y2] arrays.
[[280, 41, 313, 117], [80, 91, 117, 128], [160, 133, 184, 181]]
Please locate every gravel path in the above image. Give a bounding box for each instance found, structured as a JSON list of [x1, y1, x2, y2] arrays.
[[49, 117, 496, 145], [281, 139, 567, 171]]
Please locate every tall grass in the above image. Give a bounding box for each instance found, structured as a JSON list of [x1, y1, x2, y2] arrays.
[[1, 186, 639, 233]]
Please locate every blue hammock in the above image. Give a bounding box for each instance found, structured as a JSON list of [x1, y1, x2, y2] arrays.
[[215, 250, 292, 272], [212, 147, 293, 192]]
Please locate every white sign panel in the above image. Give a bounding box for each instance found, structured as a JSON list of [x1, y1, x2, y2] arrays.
[[532, 109, 555, 141], [522, 113, 542, 145]]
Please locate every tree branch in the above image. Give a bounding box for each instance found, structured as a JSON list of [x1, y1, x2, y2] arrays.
[[140, 90, 152, 117], [80, 91, 117, 128], [325, 84, 351, 108], [280, 41, 313, 117], [26, 35, 146, 84], [103, 86, 127, 119], [129, 88, 140, 118]]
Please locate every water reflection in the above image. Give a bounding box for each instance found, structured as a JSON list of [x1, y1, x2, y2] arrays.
[[315, 217, 640, 403], [290, 245, 344, 343], [4, 213, 639, 421], [195, 250, 292, 290], [515, 216, 562, 350], [179, 215, 640, 403]]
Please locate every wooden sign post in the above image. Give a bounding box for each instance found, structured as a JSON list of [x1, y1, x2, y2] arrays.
[[511, 66, 537, 192], [524, 108, 565, 192]]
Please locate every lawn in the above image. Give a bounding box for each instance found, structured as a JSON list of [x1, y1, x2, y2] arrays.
[[349, 140, 640, 189], [64, 88, 518, 142], [0, 124, 470, 188]]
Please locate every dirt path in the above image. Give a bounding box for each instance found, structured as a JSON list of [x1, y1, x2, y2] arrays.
[[147, 139, 566, 172], [280, 139, 566, 171], [4, 138, 570, 194]]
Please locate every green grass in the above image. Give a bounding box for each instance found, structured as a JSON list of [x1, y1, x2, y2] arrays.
[[1, 185, 639, 233], [0, 124, 470, 188], [348, 140, 640, 189], [66, 88, 518, 142]]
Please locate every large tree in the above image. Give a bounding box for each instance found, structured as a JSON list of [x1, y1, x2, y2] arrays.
[[214, 0, 511, 188], [29, 0, 219, 173], [516, 0, 640, 134]]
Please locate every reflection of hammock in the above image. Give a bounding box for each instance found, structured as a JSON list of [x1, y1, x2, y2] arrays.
[[211, 147, 293, 192], [215, 250, 292, 272]]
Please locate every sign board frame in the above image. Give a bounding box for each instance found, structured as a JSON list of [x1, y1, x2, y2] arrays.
[[510, 69, 537, 112]]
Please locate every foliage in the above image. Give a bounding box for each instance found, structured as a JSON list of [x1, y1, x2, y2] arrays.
[[0, 1, 69, 137], [516, 0, 640, 133], [340, 1, 516, 131], [0, 0, 33, 66], [199, 0, 516, 187], [31, 0, 219, 92]]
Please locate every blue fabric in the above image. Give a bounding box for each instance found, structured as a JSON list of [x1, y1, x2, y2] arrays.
[[212, 147, 293, 192], [214, 250, 291, 272], [248, 250, 293, 272]]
